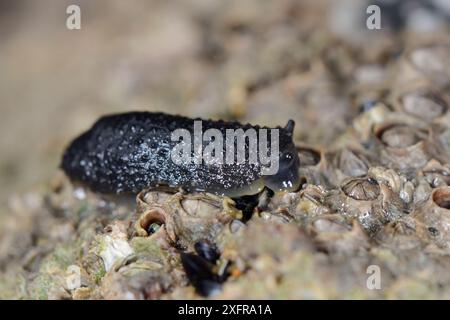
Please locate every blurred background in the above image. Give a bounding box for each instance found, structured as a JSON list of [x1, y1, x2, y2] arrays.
[[0, 0, 449, 209]]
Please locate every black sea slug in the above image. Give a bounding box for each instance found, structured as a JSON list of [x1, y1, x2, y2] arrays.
[[61, 112, 300, 196]]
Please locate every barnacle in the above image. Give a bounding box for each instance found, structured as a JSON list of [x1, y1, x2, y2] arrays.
[[374, 122, 432, 173], [329, 148, 371, 179], [133, 188, 237, 251], [415, 187, 450, 248], [342, 177, 380, 201], [297, 146, 329, 187], [396, 88, 448, 121], [407, 44, 450, 86]]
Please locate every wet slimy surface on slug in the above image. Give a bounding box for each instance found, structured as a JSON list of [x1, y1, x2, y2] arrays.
[[61, 112, 300, 196]]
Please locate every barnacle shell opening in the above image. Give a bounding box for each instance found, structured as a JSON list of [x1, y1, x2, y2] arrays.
[[400, 90, 448, 121], [341, 177, 380, 201], [135, 208, 167, 237], [297, 147, 321, 167], [432, 187, 450, 210]]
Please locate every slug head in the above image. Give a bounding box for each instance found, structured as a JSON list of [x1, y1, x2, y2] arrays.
[[263, 120, 301, 192]]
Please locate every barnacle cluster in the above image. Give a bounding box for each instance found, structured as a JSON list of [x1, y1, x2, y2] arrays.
[[1, 0, 450, 299]]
